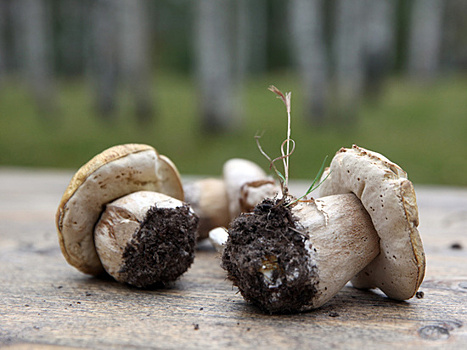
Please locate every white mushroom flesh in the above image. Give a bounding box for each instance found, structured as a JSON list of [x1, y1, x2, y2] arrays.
[[94, 191, 186, 283]]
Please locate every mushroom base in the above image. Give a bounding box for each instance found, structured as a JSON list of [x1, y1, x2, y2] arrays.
[[222, 198, 318, 314], [119, 204, 198, 288]]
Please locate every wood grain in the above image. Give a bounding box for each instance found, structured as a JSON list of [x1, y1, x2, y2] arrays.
[[1, 168, 466, 349]]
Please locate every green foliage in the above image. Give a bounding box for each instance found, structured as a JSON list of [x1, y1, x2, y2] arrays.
[[0, 71, 466, 186]]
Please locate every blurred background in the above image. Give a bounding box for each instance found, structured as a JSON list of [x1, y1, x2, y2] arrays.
[[0, 0, 466, 186]]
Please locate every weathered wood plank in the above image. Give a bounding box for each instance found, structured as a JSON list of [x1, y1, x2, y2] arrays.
[[1, 168, 466, 349]]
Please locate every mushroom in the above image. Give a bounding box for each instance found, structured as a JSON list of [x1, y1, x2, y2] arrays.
[[56, 144, 199, 287], [318, 145, 425, 300], [184, 158, 279, 240], [223, 158, 279, 219], [221, 145, 425, 313], [183, 178, 230, 239]]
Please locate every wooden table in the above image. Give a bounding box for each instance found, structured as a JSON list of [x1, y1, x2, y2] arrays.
[[1, 168, 466, 349]]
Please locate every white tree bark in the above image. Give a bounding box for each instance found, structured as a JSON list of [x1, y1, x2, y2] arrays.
[[408, 0, 445, 80], [289, 0, 328, 124], [194, 0, 238, 132], [117, 0, 154, 122]]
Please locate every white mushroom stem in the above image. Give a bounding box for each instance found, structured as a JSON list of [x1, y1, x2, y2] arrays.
[[290, 193, 380, 309], [208, 227, 229, 253], [221, 193, 380, 312], [94, 191, 197, 287]]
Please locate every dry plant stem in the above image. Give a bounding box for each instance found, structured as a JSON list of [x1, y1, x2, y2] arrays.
[[267, 85, 293, 193]]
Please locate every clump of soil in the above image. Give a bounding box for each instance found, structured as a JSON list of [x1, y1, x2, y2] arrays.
[[222, 198, 318, 313], [120, 204, 198, 288]]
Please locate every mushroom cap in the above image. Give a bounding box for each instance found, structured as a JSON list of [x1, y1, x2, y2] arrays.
[[56, 144, 184, 276], [319, 145, 425, 300], [223, 158, 279, 219]]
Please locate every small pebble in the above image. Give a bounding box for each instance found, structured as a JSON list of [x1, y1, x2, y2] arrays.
[[416, 291, 425, 299]]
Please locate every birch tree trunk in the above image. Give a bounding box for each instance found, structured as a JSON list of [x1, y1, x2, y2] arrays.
[[248, 0, 268, 75], [117, 0, 154, 123], [13, 0, 55, 113], [289, 0, 328, 125], [194, 0, 238, 133], [407, 0, 445, 81], [363, 0, 395, 97], [56, 0, 87, 76], [442, 0, 467, 70], [0, 0, 7, 86], [235, 0, 267, 80], [90, 0, 119, 119], [333, 0, 366, 123]]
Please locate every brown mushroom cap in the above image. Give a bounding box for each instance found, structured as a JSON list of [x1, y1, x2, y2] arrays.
[[319, 145, 425, 300], [56, 144, 184, 276]]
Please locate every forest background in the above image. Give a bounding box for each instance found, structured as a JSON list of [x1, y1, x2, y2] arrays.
[[0, 0, 466, 186]]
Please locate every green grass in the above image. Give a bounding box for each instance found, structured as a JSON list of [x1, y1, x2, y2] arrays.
[[1, 71, 466, 186]]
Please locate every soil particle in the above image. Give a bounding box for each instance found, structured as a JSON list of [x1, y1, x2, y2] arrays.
[[119, 204, 198, 288], [222, 198, 318, 314]]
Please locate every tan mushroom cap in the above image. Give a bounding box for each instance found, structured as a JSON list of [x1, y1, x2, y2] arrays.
[[319, 145, 425, 300], [223, 158, 279, 219], [56, 144, 184, 276]]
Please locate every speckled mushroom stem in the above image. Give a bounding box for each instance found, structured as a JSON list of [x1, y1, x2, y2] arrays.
[[222, 193, 380, 313], [222, 145, 426, 313]]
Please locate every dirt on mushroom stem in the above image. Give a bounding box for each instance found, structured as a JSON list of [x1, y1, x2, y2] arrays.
[[118, 204, 198, 288], [222, 198, 319, 314]]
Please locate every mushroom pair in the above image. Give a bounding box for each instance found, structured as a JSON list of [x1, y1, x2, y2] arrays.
[[184, 158, 279, 240], [221, 145, 426, 313], [56, 144, 199, 288]]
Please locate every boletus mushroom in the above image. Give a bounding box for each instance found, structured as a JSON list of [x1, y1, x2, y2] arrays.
[[184, 158, 279, 240], [221, 145, 425, 313], [56, 144, 199, 287]]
